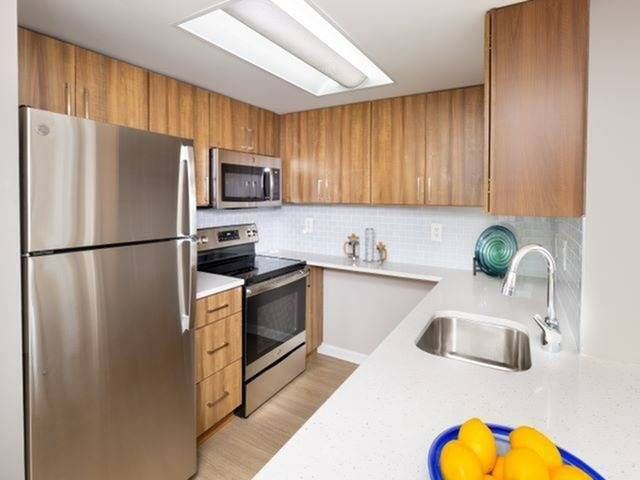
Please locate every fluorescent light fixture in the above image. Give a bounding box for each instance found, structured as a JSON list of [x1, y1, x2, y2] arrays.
[[178, 0, 392, 96]]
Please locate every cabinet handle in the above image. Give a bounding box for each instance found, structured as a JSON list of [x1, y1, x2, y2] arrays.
[[416, 176, 423, 202], [206, 342, 229, 355], [316, 179, 323, 201], [64, 82, 71, 115], [207, 303, 229, 314], [427, 176, 432, 202], [83, 88, 89, 119], [206, 391, 229, 408]]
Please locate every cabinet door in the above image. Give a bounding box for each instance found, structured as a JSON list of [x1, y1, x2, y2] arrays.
[[298, 109, 326, 203], [486, 0, 588, 216], [371, 94, 427, 205], [305, 267, 324, 355], [209, 92, 234, 150], [193, 88, 210, 207], [339, 102, 371, 204], [426, 86, 484, 206], [257, 108, 280, 157], [148, 73, 194, 138], [75, 48, 148, 130], [281, 112, 301, 203], [18, 28, 75, 115]]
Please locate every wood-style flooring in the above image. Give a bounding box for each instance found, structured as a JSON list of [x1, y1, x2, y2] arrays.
[[194, 353, 358, 480]]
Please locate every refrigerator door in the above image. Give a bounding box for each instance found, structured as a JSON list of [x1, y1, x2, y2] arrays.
[[21, 107, 196, 253], [24, 239, 197, 480]]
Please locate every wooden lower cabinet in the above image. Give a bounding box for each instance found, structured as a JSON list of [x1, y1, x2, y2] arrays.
[[195, 287, 242, 328], [196, 359, 242, 435], [194, 287, 244, 438], [305, 267, 324, 355], [195, 312, 242, 383]]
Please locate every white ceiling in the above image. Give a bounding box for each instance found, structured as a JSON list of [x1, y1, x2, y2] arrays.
[[18, 0, 513, 114]]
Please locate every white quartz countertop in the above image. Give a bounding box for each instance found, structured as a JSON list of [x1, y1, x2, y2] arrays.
[[196, 271, 243, 299], [254, 250, 640, 479]]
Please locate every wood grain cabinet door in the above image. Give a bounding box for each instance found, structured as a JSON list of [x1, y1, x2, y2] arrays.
[[149, 74, 210, 206], [298, 109, 326, 203], [148, 73, 194, 138], [426, 86, 484, 206], [339, 102, 371, 204], [486, 0, 588, 216], [371, 94, 427, 205], [256, 108, 280, 157], [75, 48, 148, 130], [18, 28, 76, 115], [305, 267, 324, 355], [281, 112, 301, 203]]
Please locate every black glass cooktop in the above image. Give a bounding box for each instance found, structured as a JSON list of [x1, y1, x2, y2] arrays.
[[198, 254, 306, 286]]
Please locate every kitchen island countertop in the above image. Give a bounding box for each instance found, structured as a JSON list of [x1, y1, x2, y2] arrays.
[[253, 250, 640, 479]]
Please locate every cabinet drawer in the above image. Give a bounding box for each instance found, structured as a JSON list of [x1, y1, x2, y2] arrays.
[[195, 312, 242, 383], [196, 360, 242, 435], [195, 287, 242, 328]]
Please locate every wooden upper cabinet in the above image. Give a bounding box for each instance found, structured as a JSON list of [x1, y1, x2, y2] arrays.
[[210, 92, 279, 156], [148, 74, 209, 206], [75, 48, 148, 130], [486, 0, 588, 216], [338, 103, 371, 204], [18, 28, 76, 115], [193, 88, 210, 207], [281, 112, 301, 203], [371, 94, 427, 205], [257, 108, 280, 157], [426, 86, 484, 206], [148, 73, 194, 138]]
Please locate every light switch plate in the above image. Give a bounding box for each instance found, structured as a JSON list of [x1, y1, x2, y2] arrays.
[[431, 223, 442, 242]]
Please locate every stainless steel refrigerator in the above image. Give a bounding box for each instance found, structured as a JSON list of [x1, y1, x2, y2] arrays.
[[21, 107, 198, 480]]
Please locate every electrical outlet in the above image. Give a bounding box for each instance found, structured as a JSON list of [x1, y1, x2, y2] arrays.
[[430, 223, 442, 242], [303, 217, 314, 234]]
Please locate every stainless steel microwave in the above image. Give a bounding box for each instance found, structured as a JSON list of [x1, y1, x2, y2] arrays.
[[209, 148, 282, 209]]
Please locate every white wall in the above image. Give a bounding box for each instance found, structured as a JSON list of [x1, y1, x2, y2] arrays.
[[581, 0, 640, 364], [0, 1, 25, 479], [321, 269, 434, 361]]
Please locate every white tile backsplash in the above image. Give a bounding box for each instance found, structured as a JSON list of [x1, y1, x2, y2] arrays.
[[552, 217, 584, 350], [198, 205, 556, 277]]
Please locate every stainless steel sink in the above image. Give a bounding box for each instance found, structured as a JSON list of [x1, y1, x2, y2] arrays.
[[416, 313, 532, 372]]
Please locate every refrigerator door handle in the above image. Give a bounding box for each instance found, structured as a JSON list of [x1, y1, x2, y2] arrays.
[[178, 238, 197, 332], [179, 144, 196, 236]]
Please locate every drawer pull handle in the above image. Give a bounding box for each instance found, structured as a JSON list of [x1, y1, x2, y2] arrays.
[[207, 303, 229, 313], [206, 342, 229, 355], [206, 391, 229, 408]]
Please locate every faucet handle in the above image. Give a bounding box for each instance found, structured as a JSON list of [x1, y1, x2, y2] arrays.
[[532, 314, 562, 353]]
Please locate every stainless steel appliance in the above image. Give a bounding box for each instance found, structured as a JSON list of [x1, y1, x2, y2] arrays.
[[21, 107, 197, 480], [208, 147, 282, 209], [197, 224, 306, 416]]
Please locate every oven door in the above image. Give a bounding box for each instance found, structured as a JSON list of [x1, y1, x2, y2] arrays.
[[211, 148, 282, 208], [244, 268, 308, 379]]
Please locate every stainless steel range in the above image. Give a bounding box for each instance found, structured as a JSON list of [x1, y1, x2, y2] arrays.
[[197, 224, 307, 416]]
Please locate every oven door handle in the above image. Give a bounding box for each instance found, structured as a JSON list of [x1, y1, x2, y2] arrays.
[[245, 268, 309, 298]]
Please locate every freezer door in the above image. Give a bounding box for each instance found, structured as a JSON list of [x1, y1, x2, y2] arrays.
[[21, 107, 195, 253], [24, 239, 197, 480]]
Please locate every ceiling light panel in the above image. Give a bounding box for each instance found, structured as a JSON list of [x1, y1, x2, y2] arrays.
[[178, 0, 392, 96]]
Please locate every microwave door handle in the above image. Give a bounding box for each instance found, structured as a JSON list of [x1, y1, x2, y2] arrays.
[[263, 169, 272, 200], [269, 170, 275, 201]]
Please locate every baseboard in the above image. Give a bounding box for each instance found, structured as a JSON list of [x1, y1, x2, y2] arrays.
[[317, 343, 368, 365]]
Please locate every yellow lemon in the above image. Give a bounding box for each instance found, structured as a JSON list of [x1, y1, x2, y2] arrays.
[[550, 465, 591, 480], [458, 418, 498, 473], [440, 440, 484, 480], [509, 426, 562, 469], [484, 476, 497, 480], [492, 455, 505, 480], [503, 447, 550, 480]]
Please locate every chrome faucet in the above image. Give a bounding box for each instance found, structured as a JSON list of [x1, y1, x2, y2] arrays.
[[501, 244, 562, 353]]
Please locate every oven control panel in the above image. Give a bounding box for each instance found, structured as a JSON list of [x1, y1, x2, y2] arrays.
[[197, 223, 259, 252]]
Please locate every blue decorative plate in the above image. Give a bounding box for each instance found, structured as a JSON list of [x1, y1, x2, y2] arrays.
[[427, 424, 605, 480], [474, 226, 518, 277]]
